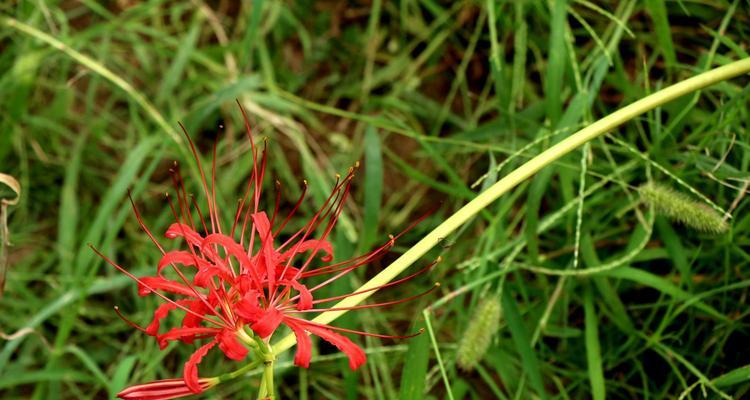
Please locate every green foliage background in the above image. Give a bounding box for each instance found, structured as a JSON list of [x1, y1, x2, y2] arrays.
[[1, 1, 749, 399]]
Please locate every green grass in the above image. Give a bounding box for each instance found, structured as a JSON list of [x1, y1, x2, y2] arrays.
[[1, 1, 750, 399]]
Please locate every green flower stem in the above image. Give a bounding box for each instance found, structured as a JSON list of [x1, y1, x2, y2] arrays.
[[272, 58, 750, 356], [258, 357, 275, 400], [217, 359, 263, 383]]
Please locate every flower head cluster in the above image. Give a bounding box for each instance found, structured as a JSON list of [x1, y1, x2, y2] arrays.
[[95, 105, 436, 399]]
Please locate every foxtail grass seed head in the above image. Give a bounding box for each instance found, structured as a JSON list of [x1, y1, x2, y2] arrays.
[[638, 183, 728, 234], [456, 298, 502, 371]]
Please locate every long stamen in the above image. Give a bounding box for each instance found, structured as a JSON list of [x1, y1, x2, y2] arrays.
[[309, 259, 439, 304], [269, 180, 282, 230], [131, 192, 229, 318], [271, 174, 351, 303], [167, 194, 232, 325], [91, 245, 228, 329], [179, 122, 217, 234], [289, 177, 353, 280], [170, 164, 196, 232], [211, 134, 224, 235], [285, 316, 425, 339], [113, 306, 147, 333], [276, 170, 352, 263], [298, 205, 434, 279], [237, 101, 261, 255], [276, 174, 344, 252], [127, 191, 167, 254], [230, 198, 244, 244], [289, 283, 440, 313], [189, 194, 210, 234], [272, 180, 307, 237]]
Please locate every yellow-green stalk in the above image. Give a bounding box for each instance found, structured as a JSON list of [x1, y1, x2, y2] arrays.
[[272, 58, 750, 356]]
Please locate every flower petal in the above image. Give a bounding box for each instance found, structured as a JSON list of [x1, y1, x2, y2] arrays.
[[183, 339, 218, 393], [165, 223, 204, 247], [284, 318, 312, 368], [157, 327, 219, 349], [181, 299, 213, 329], [250, 307, 283, 338], [145, 299, 192, 336], [138, 276, 195, 297], [217, 329, 248, 360], [302, 321, 366, 370], [235, 290, 263, 322], [288, 280, 313, 311], [194, 265, 234, 287], [252, 212, 279, 287], [274, 264, 300, 280], [157, 250, 210, 275], [282, 239, 334, 263], [200, 233, 261, 285]]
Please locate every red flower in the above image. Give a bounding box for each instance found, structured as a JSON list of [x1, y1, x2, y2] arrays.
[[95, 103, 436, 397]]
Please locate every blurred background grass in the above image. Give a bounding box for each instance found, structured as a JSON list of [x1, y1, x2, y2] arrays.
[[1, 1, 750, 399]]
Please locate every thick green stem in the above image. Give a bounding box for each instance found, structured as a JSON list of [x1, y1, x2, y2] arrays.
[[272, 58, 750, 355], [258, 358, 275, 400]]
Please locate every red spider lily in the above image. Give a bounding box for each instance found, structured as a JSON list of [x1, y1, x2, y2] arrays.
[[95, 103, 436, 398]]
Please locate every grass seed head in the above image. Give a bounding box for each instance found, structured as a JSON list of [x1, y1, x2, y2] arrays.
[[456, 298, 502, 371], [638, 183, 728, 234]]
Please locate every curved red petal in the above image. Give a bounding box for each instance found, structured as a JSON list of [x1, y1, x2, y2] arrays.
[[165, 223, 204, 247], [158, 250, 210, 275], [157, 327, 219, 349], [282, 239, 334, 263], [181, 299, 212, 329], [194, 265, 234, 287], [145, 299, 192, 336], [138, 276, 195, 297], [235, 290, 263, 322], [217, 329, 248, 360], [183, 340, 218, 393], [288, 280, 312, 311], [250, 307, 283, 338], [302, 322, 366, 370], [200, 233, 258, 283], [250, 211, 272, 238], [274, 264, 300, 280], [284, 318, 312, 368], [252, 211, 278, 286]]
